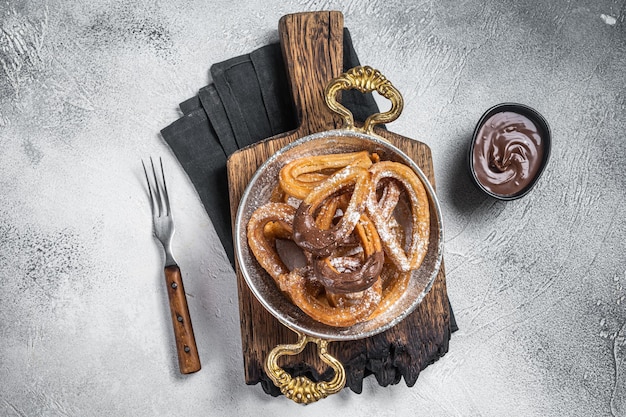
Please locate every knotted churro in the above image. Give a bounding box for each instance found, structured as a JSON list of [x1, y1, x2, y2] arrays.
[[292, 165, 370, 258], [246, 151, 430, 327], [366, 161, 430, 272], [279, 151, 375, 200]]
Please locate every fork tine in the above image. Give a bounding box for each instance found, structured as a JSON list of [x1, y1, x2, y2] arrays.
[[150, 157, 163, 217], [142, 159, 155, 216], [159, 157, 171, 217]]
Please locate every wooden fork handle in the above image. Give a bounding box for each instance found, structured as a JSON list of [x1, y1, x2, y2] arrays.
[[164, 265, 201, 374]]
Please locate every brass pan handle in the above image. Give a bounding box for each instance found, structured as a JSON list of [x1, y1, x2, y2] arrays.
[[264, 332, 346, 404], [325, 66, 404, 135]]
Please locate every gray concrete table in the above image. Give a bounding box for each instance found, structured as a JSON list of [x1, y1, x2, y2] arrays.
[[1, 1, 624, 416]]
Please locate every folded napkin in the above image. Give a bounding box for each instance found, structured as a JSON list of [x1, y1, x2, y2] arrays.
[[160, 28, 457, 344]]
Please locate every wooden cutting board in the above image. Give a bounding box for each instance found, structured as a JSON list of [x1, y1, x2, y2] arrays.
[[227, 11, 452, 395]]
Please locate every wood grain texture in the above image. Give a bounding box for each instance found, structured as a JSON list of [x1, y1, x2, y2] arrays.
[[278, 11, 344, 135], [164, 265, 201, 374], [227, 11, 451, 395]]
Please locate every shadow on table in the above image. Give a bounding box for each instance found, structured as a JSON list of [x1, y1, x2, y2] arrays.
[[445, 133, 490, 215]]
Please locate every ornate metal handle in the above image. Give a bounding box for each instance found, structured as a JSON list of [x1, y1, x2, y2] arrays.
[[324, 65, 404, 135], [264, 333, 346, 404]]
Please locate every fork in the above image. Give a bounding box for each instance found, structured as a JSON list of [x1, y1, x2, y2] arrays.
[[142, 157, 201, 374]]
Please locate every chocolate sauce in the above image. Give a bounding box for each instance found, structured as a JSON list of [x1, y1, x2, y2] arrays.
[[313, 251, 384, 293], [472, 111, 544, 197], [292, 202, 342, 257]]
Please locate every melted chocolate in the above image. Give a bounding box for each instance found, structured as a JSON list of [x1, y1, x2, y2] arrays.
[[472, 111, 544, 197], [292, 202, 342, 257], [313, 251, 384, 293]]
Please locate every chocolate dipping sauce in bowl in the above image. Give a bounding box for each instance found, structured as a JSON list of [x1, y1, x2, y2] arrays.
[[469, 103, 551, 200]]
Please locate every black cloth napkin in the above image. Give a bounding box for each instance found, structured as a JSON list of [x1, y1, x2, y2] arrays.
[[160, 28, 458, 333]]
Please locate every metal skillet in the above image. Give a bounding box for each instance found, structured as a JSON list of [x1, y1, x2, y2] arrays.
[[234, 66, 444, 403]]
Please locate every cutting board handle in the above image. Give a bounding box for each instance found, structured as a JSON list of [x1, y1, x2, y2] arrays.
[[278, 11, 345, 136]]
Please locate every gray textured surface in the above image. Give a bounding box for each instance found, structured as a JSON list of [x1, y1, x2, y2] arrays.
[[1, 1, 625, 416]]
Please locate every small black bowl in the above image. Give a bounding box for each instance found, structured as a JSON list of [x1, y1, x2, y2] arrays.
[[468, 102, 551, 201]]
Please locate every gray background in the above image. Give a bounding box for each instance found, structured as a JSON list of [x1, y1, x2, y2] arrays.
[[1, 0, 625, 416]]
